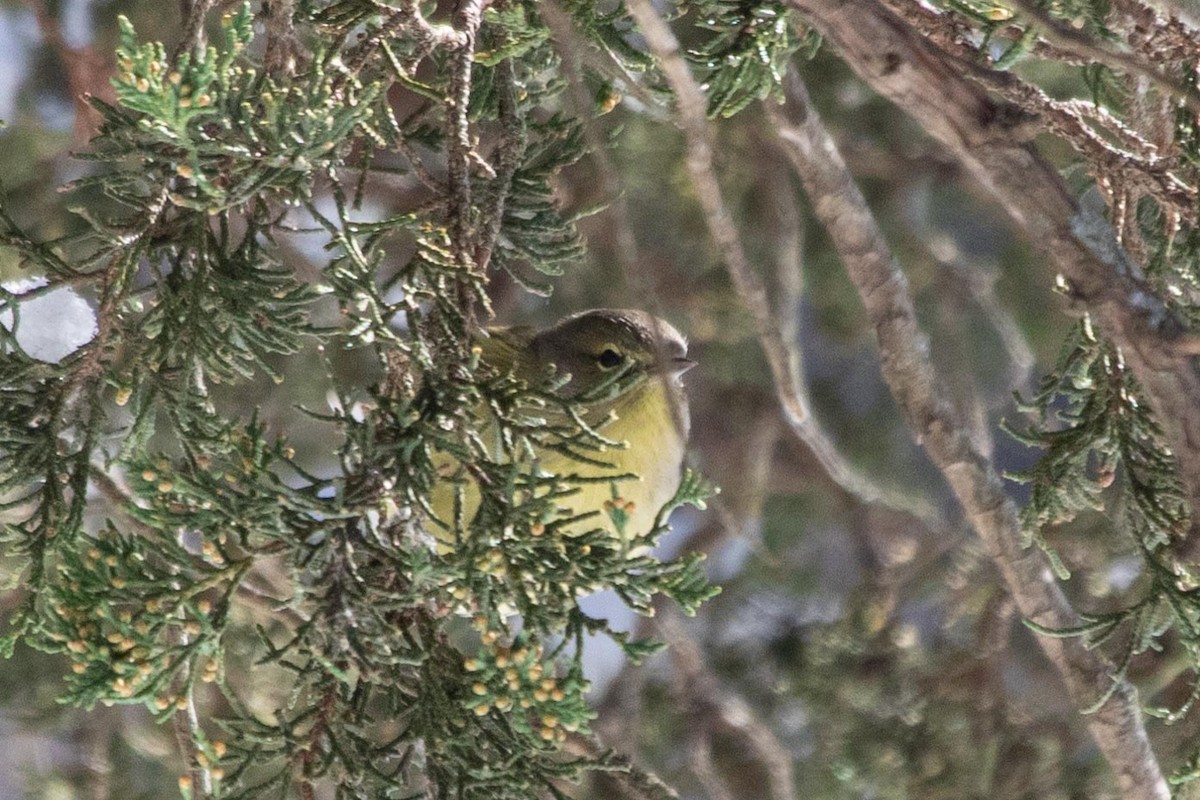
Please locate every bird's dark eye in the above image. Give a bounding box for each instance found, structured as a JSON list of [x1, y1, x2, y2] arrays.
[[597, 347, 624, 369]]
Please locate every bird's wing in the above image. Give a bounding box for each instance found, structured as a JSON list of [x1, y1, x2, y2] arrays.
[[478, 325, 539, 381]]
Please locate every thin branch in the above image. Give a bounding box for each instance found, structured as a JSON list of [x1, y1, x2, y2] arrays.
[[879, 0, 1197, 222], [2, 271, 101, 301], [626, 0, 942, 528], [393, 136, 444, 194], [570, 733, 680, 800], [447, 0, 486, 269], [1109, 0, 1200, 67], [542, 0, 645, 282], [445, 0, 491, 325], [624, 0, 790, 417], [236, 576, 310, 628], [764, 59, 1168, 800], [81, 711, 114, 800], [890, 201, 1037, 399], [687, 732, 735, 800], [660, 614, 796, 800], [172, 0, 216, 62], [262, 0, 302, 77], [538, 2, 663, 114], [473, 54, 526, 273], [340, 3, 459, 80], [1133, 0, 1200, 30], [170, 617, 212, 798]]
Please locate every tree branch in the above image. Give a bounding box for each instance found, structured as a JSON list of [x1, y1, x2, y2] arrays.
[[787, 0, 1200, 571], [765, 61, 1168, 799], [172, 0, 216, 62], [879, 0, 1196, 222], [473, 54, 526, 273], [447, 0, 486, 267], [1005, 0, 1200, 115]]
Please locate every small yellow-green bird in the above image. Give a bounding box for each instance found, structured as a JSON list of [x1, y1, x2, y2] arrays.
[[428, 309, 694, 547]]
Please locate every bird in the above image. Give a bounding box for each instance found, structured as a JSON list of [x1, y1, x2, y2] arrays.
[[427, 308, 694, 550]]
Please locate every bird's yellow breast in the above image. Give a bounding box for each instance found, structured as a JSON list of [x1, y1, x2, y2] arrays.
[[428, 377, 687, 548]]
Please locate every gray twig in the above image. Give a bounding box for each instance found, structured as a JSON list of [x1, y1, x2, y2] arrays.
[[172, 0, 216, 62], [473, 55, 526, 273], [447, 1, 486, 270]]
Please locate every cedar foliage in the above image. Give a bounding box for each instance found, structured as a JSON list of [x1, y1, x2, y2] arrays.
[[0, 4, 718, 797]]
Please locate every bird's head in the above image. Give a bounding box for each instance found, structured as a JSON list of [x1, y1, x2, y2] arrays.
[[532, 309, 695, 397]]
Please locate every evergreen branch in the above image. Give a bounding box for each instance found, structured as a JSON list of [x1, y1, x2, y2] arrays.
[[0, 5, 721, 797], [171, 648, 214, 798], [474, 55, 526, 272]]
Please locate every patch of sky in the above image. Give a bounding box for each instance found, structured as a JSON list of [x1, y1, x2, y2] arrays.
[[1, 277, 97, 362]]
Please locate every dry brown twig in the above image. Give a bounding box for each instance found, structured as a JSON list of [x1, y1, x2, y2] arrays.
[[1005, 0, 1200, 115]]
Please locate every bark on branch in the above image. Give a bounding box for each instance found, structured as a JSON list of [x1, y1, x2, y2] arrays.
[[787, 0, 1200, 571], [766, 49, 1169, 800]]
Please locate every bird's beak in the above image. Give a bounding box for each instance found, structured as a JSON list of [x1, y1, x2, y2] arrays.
[[669, 357, 697, 377]]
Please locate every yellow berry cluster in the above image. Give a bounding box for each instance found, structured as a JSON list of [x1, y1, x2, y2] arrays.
[[54, 599, 158, 701], [461, 630, 590, 746], [474, 547, 508, 579], [177, 739, 228, 790], [602, 496, 637, 516]]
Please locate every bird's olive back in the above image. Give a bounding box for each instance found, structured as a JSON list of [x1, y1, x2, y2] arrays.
[[532, 309, 688, 395]]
